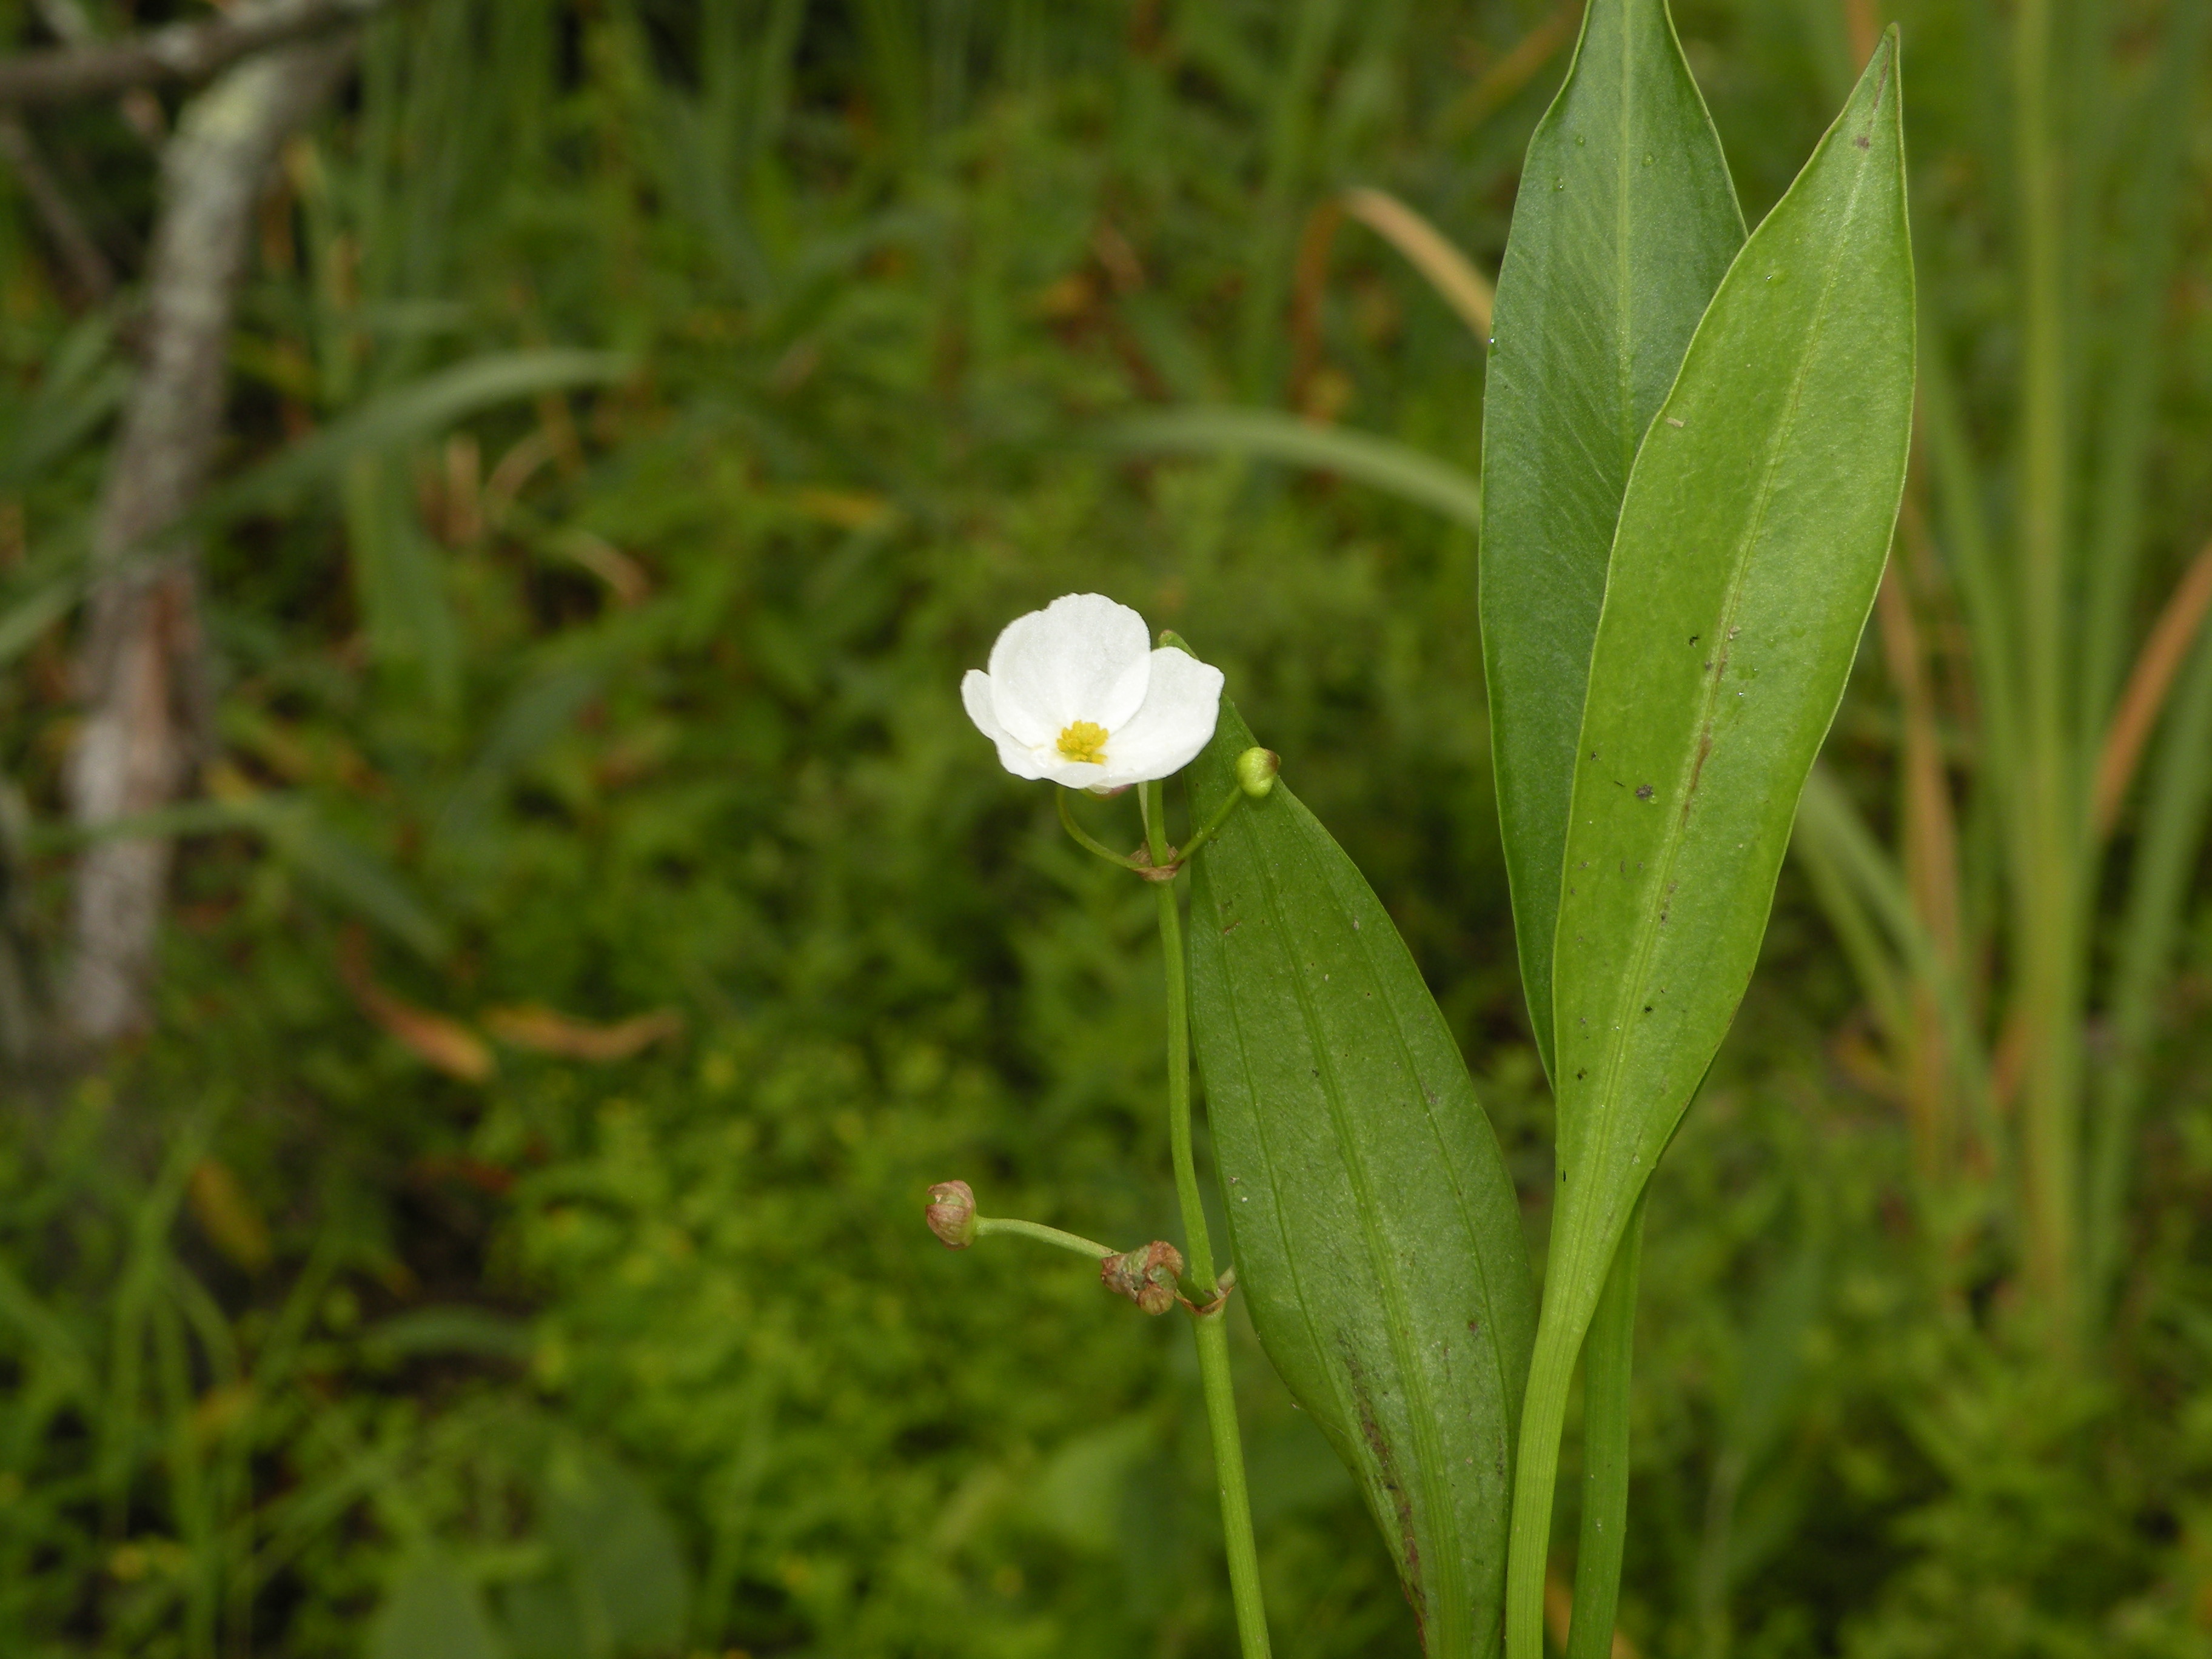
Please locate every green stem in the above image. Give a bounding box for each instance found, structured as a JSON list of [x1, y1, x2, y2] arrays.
[[1145, 776, 1270, 1659], [1507, 1299, 1581, 1659], [1567, 1195, 1645, 1659], [1059, 787, 1145, 871], [1173, 781, 1247, 866], [973, 1216, 1116, 1259], [1508, 1190, 1640, 1659]]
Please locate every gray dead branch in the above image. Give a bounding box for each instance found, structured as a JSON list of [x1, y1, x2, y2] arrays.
[[59, 33, 362, 1046], [0, 0, 381, 109]]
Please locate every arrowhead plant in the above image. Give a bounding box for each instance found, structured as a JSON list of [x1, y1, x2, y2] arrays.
[[931, 9, 1914, 1654]]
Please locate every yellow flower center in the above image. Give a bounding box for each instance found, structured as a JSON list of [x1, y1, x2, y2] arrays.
[[1055, 720, 1109, 765]]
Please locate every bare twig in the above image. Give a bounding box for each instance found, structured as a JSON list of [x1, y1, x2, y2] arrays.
[[30, 0, 168, 141], [0, 112, 114, 302], [61, 34, 360, 1045], [0, 0, 380, 110]]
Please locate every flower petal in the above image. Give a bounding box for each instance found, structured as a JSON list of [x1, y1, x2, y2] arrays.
[[962, 669, 1053, 780], [986, 594, 1153, 747], [1095, 648, 1225, 786], [1031, 754, 1111, 788]]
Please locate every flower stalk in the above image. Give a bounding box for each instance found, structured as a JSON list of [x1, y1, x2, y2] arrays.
[[955, 598, 1267, 1652], [1145, 774, 1272, 1659], [1057, 787, 1147, 871], [974, 1215, 1118, 1259]]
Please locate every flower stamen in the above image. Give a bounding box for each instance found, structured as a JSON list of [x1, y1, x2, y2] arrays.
[[1055, 720, 1109, 765]]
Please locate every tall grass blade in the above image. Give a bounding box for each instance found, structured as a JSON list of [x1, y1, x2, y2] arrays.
[[204, 350, 634, 523], [2087, 625, 2212, 1309], [1106, 408, 1486, 533], [2077, 0, 2210, 742]]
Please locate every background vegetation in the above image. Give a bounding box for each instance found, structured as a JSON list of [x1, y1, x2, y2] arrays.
[[1, 1, 2209, 1655]]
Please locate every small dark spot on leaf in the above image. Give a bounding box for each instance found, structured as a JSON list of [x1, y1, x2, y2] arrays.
[[1643, 1005, 1653, 1013], [1854, 133, 1870, 150], [1689, 635, 1699, 645], [1575, 1068, 1587, 1079], [1635, 783, 1655, 801]]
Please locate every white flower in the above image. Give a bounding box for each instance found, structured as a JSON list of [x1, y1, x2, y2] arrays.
[[962, 594, 1225, 788]]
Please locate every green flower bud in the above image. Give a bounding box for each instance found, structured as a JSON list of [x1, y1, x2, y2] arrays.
[[925, 1180, 977, 1248], [1100, 1239, 1185, 1315], [1235, 747, 1280, 799]]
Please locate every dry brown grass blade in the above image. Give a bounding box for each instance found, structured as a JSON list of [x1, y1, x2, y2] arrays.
[[337, 929, 494, 1082], [1288, 194, 1344, 416], [1443, 2, 1583, 136], [484, 1004, 685, 1062], [1340, 186, 1495, 341], [2093, 538, 2212, 840], [1843, 0, 1883, 64], [1877, 515, 1966, 1181]]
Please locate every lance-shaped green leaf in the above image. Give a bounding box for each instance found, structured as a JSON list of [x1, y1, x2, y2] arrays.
[[1187, 700, 1535, 1656], [1480, 0, 1744, 1079], [1504, 33, 1913, 1659]]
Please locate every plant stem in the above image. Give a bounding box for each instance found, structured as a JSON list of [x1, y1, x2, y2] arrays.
[[1566, 1195, 1644, 1659], [1145, 777, 1271, 1659], [1173, 779, 1248, 866], [973, 1216, 1115, 1259], [1506, 1297, 1580, 1659], [1059, 786, 1144, 870]]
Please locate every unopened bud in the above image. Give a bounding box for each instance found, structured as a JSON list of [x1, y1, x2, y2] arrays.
[[1101, 1240, 1185, 1315], [1235, 748, 1280, 799], [925, 1180, 977, 1248]]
